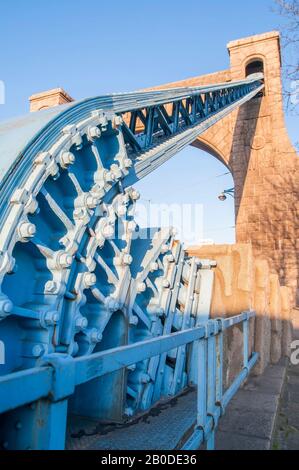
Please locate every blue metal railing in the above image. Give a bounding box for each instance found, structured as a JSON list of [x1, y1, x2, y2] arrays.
[[0, 310, 257, 450]]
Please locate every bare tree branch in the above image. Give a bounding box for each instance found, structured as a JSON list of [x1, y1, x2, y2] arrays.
[[274, 0, 299, 118]]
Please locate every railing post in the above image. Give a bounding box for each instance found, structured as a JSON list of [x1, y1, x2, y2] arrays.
[[206, 325, 216, 450], [196, 338, 207, 441], [215, 320, 223, 409], [243, 313, 249, 370]]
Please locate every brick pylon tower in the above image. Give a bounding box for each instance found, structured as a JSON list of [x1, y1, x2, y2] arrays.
[[152, 31, 298, 305]]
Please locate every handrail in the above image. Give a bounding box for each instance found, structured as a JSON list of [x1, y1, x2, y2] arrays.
[[0, 310, 257, 450]]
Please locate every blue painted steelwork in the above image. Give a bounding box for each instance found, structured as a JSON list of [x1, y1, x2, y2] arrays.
[[0, 312, 257, 450], [0, 74, 263, 449], [0, 311, 257, 449]]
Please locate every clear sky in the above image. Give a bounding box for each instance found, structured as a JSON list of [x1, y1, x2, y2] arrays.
[[0, 0, 297, 245]]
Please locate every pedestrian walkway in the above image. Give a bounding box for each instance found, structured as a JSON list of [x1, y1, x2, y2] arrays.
[[67, 388, 197, 450], [66, 359, 287, 450], [272, 361, 299, 450], [272, 320, 299, 450], [216, 359, 287, 450]]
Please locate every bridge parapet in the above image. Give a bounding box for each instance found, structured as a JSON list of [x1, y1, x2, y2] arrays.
[[187, 243, 293, 379]]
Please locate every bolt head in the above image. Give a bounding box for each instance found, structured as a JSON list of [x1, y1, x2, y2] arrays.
[[86, 195, 98, 209], [18, 222, 36, 240], [60, 151, 75, 167], [104, 170, 114, 183], [123, 254, 133, 265], [45, 280, 57, 293], [91, 185, 105, 199], [32, 344, 44, 357], [129, 315, 138, 326], [0, 299, 13, 316], [44, 311, 60, 326], [162, 279, 170, 288], [101, 223, 114, 239], [137, 282, 146, 293], [131, 189, 140, 201], [88, 126, 101, 140], [113, 115, 123, 128], [73, 208, 86, 219], [90, 329, 102, 343], [106, 297, 120, 312], [110, 167, 121, 181], [83, 272, 97, 288], [57, 253, 72, 269], [124, 158, 132, 168], [150, 262, 158, 272]]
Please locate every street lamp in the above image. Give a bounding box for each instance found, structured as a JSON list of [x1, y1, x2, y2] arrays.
[[218, 187, 234, 201]]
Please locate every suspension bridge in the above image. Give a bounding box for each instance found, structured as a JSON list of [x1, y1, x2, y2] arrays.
[[0, 31, 297, 450]]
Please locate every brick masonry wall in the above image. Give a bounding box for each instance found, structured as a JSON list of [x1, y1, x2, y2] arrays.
[[153, 32, 299, 308], [187, 243, 293, 378]]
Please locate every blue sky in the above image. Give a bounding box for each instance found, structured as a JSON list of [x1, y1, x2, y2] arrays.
[[0, 0, 297, 245]]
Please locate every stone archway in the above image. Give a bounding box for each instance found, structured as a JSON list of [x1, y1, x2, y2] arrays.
[[151, 31, 299, 306]]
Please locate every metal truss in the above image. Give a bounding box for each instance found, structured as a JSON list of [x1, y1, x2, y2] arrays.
[[122, 74, 263, 155], [0, 73, 263, 449]]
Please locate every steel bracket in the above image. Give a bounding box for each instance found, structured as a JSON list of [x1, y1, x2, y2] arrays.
[[41, 353, 75, 402]]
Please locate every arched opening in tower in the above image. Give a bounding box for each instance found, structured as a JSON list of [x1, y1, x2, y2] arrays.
[[245, 59, 265, 97]]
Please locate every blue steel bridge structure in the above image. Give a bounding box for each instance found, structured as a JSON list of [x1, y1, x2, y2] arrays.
[[0, 74, 263, 450]]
